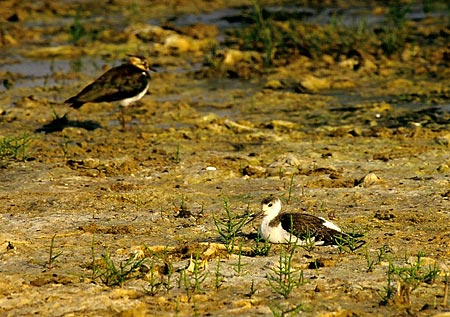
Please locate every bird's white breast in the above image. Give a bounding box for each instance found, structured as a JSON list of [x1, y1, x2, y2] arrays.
[[119, 81, 150, 107], [261, 219, 291, 244]]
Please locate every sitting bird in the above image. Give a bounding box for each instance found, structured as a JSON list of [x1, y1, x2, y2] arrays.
[[260, 196, 364, 247]]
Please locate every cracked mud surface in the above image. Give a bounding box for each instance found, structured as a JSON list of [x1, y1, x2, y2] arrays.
[[1, 1, 450, 316]]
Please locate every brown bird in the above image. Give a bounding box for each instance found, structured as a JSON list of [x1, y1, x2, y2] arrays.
[[259, 196, 364, 246], [65, 55, 154, 128]]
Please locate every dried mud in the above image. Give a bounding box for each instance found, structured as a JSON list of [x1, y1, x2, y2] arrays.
[[1, 1, 450, 316]]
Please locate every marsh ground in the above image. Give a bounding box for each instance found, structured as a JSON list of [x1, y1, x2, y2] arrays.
[[1, 1, 450, 316]]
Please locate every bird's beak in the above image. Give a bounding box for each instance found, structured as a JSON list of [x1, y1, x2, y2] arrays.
[[243, 211, 263, 226], [149, 66, 157, 73], [252, 211, 264, 221]]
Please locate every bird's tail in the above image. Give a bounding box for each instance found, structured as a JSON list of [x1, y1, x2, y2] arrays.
[[64, 96, 84, 109]]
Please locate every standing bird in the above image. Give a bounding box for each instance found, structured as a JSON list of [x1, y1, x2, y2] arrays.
[[260, 196, 363, 246], [65, 55, 154, 129]]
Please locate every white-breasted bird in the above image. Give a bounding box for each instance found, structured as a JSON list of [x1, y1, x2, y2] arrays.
[[65, 55, 155, 128], [260, 196, 362, 246]]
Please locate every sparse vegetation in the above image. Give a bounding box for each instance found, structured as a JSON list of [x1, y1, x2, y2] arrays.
[[269, 302, 304, 317], [334, 228, 366, 253], [248, 0, 275, 67], [267, 241, 304, 299], [365, 245, 389, 272], [161, 248, 175, 292], [286, 174, 295, 204], [379, 3, 411, 55], [214, 257, 223, 290], [143, 244, 175, 294], [2, 0, 449, 316], [228, 1, 432, 70], [213, 197, 250, 253], [251, 230, 271, 256], [174, 194, 192, 218], [380, 251, 441, 305], [179, 252, 207, 302], [59, 134, 72, 158], [45, 234, 63, 270], [247, 279, 257, 297], [188, 252, 208, 293], [297, 226, 316, 253], [379, 263, 395, 306], [143, 258, 162, 295], [171, 144, 181, 163], [92, 250, 147, 287], [231, 242, 247, 274], [68, 9, 87, 44], [0, 133, 34, 162]]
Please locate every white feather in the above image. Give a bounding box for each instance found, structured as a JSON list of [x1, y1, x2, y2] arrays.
[[319, 217, 342, 232]]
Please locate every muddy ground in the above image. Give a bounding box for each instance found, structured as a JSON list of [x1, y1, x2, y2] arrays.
[[1, 1, 450, 316]]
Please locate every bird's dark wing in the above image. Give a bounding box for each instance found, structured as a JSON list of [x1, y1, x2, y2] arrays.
[[280, 213, 341, 245], [65, 64, 149, 108]]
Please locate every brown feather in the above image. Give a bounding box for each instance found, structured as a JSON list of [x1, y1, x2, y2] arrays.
[[273, 213, 342, 245], [65, 64, 150, 109]]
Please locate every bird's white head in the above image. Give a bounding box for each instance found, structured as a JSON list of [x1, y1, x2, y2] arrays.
[[261, 196, 282, 220]]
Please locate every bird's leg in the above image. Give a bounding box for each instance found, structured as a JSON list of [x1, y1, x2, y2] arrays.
[[119, 107, 126, 130]]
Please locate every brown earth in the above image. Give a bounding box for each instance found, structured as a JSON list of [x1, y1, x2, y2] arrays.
[[1, 1, 450, 316]]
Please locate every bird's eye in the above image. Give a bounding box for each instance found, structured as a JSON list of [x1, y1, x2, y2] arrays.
[[268, 203, 273, 207]]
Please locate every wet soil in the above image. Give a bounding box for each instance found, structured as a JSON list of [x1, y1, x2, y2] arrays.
[[1, 1, 450, 316]]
